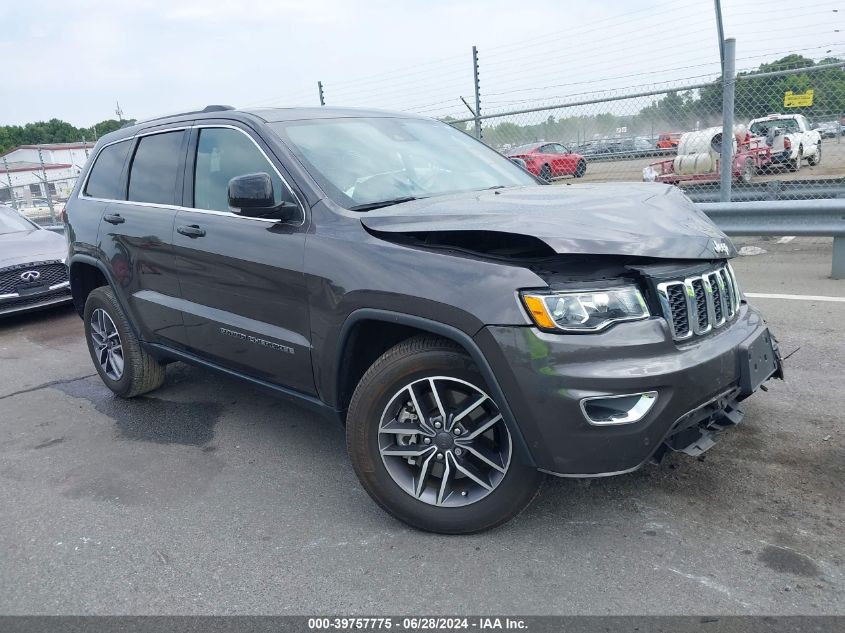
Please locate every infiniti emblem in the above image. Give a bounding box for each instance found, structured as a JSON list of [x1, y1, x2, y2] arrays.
[[20, 270, 41, 282]]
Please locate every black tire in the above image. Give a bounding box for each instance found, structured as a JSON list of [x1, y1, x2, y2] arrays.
[[346, 335, 543, 534], [83, 286, 165, 398], [808, 143, 821, 166], [574, 159, 587, 178], [790, 147, 802, 172], [539, 164, 552, 182], [741, 158, 755, 184]]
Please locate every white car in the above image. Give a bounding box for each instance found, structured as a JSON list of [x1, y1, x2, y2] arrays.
[[748, 113, 821, 171]]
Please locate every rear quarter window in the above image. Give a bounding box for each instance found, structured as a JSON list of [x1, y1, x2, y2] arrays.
[[84, 140, 132, 200]]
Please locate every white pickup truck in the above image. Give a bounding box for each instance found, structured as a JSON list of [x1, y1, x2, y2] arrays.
[[748, 113, 821, 171]]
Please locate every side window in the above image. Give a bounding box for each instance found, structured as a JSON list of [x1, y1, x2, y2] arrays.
[[538, 144, 553, 154], [127, 131, 185, 205], [193, 127, 294, 212], [84, 140, 131, 199]]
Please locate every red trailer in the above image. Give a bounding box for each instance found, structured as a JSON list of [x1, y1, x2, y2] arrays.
[[643, 128, 771, 185]]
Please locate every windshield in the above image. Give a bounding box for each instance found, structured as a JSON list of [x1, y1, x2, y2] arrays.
[[270, 117, 537, 209], [750, 118, 799, 135], [0, 207, 35, 235]]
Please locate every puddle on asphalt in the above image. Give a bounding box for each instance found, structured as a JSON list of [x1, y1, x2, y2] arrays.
[[54, 378, 222, 446], [758, 545, 820, 577]]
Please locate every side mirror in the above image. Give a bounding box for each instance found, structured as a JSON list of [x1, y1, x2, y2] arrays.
[[228, 172, 297, 220]]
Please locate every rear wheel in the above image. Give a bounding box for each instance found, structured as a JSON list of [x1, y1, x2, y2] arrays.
[[83, 286, 165, 398], [539, 164, 552, 182], [808, 143, 821, 166], [790, 147, 803, 172], [346, 336, 542, 534], [574, 159, 587, 178]]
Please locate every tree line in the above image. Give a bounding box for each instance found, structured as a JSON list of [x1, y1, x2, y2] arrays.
[[0, 118, 135, 155]]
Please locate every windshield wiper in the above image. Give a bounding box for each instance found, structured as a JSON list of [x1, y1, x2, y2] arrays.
[[349, 196, 420, 211]]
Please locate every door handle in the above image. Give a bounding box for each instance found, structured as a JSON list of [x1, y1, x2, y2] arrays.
[[103, 214, 125, 225], [177, 224, 206, 238]]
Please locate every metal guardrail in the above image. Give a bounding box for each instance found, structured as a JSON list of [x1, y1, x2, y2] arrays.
[[698, 199, 845, 278], [687, 179, 845, 204]]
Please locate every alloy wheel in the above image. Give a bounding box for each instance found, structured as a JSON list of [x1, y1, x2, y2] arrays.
[[90, 308, 124, 381], [378, 376, 512, 507]]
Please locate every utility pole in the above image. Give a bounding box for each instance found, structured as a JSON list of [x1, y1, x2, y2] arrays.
[[714, 0, 726, 74], [115, 100, 124, 121], [472, 46, 482, 140], [2, 155, 17, 211], [37, 146, 57, 223], [318, 81, 325, 106], [720, 38, 736, 203]]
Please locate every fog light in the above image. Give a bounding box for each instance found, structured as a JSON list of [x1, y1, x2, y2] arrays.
[[579, 391, 658, 426]]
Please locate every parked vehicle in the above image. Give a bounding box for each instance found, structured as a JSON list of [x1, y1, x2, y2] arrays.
[[65, 106, 783, 534], [506, 142, 586, 180], [815, 121, 841, 139], [605, 137, 659, 158], [748, 113, 821, 171], [643, 127, 771, 185], [656, 132, 682, 150], [573, 139, 612, 158], [0, 204, 71, 316]]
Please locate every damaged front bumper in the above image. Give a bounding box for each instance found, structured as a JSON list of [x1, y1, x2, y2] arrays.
[[654, 327, 784, 462], [475, 303, 784, 477]]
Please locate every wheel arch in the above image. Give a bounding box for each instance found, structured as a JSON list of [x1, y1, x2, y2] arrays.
[[68, 254, 142, 342], [334, 309, 536, 466], [68, 255, 112, 318]]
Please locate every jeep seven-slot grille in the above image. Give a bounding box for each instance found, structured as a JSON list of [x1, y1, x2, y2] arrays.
[[657, 265, 740, 341], [0, 261, 67, 295]]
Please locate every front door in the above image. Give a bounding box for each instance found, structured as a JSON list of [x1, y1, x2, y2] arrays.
[[172, 124, 314, 395]]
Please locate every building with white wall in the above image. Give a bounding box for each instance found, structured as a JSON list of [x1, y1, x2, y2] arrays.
[[1, 142, 94, 206]]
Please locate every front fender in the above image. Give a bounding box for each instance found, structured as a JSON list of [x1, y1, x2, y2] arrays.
[[331, 308, 537, 466]]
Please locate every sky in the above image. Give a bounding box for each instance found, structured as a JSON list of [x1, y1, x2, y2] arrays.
[[2, 0, 844, 127]]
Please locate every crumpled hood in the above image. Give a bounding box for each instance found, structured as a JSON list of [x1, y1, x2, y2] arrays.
[[0, 228, 67, 269], [360, 183, 736, 260]]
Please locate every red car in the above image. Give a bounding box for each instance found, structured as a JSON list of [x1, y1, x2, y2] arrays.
[[507, 142, 586, 181]]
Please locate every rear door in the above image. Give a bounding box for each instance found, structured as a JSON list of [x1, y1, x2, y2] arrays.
[[97, 127, 189, 346], [171, 123, 314, 394]]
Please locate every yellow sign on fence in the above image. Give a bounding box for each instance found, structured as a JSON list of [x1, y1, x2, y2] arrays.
[[784, 89, 814, 107]]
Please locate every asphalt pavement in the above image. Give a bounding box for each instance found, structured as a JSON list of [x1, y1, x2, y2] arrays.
[[0, 237, 842, 615]]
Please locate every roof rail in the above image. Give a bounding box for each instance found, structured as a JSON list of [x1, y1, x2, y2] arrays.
[[127, 105, 237, 127]]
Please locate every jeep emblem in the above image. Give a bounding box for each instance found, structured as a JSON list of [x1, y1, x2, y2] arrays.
[[712, 240, 730, 255]]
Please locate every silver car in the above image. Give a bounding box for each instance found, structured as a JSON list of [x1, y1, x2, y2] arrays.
[[0, 205, 71, 316]]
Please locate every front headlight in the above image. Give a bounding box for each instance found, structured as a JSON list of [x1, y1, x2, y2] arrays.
[[522, 286, 650, 332]]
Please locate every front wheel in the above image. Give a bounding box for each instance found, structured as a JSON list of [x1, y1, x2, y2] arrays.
[[539, 164, 552, 182], [574, 159, 587, 178], [346, 336, 542, 534]]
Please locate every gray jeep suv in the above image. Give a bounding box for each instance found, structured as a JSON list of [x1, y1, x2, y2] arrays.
[[64, 106, 783, 533]]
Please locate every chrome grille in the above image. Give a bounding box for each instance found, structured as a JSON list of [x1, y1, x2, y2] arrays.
[[657, 265, 741, 341], [0, 261, 68, 295]]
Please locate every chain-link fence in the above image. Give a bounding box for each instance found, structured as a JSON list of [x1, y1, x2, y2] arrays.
[[1, 172, 79, 228], [447, 54, 845, 202]]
